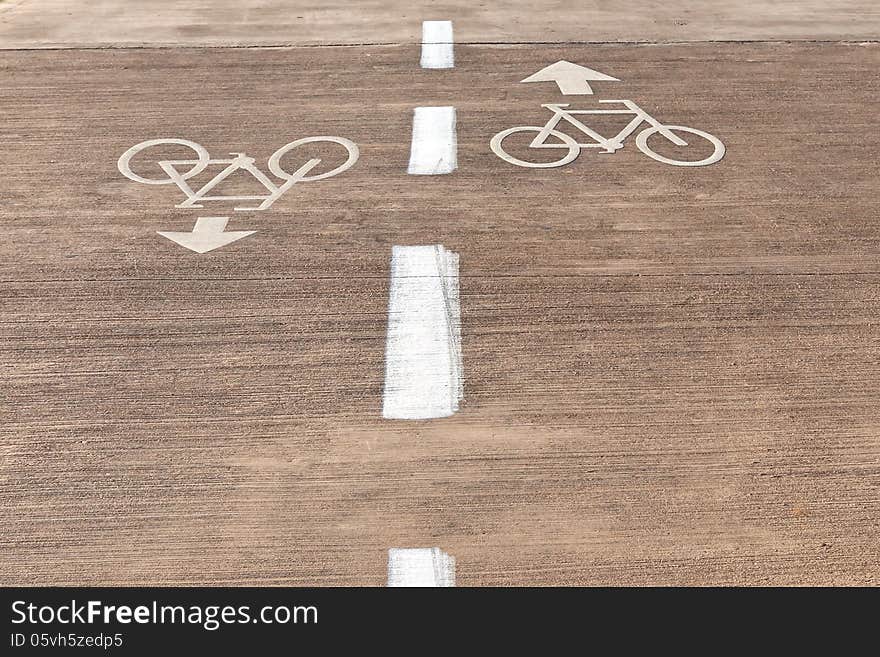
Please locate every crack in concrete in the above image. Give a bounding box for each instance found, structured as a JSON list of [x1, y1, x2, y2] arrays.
[[0, 37, 878, 53]]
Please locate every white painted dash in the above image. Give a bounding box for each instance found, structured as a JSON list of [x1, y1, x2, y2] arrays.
[[407, 106, 457, 175], [387, 548, 456, 587], [420, 20, 454, 69], [382, 245, 462, 420]]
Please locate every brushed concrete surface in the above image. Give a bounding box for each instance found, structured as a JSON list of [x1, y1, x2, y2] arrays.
[[1, 42, 878, 585], [1, 1, 879, 49]]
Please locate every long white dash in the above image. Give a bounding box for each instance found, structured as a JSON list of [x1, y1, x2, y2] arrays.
[[407, 106, 457, 175], [387, 548, 456, 587], [382, 245, 463, 420], [420, 20, 454, 69]]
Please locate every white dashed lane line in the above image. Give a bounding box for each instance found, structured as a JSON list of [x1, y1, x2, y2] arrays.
[[420, 20, 454, 69], [407, 106, 458, 175], [387, 548, 456, 587], [382, 245, 463, 420]]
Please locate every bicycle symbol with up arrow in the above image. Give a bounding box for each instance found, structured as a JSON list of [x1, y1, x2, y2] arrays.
[[490, 60, 725, 168]]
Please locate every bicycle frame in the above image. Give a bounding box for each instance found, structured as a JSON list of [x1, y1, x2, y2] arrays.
[[529, 100, 689, 153], [159, 153, 321, 211]]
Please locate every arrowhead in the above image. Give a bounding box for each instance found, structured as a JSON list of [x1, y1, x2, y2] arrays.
[[521, 60, 619, 84], [158, 217, 255, 253]]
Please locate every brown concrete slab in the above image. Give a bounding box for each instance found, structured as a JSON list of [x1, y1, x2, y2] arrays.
[[1, 42, 879, 585], [1, 0, 879, 49]]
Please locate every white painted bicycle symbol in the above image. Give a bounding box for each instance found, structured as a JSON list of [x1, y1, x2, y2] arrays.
[[117, 136, 359, 211], [491, 100, 725, 168]]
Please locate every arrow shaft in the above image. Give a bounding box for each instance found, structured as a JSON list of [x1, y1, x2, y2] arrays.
[[192, 216, 229, 232], [555, 76, 593, 95]]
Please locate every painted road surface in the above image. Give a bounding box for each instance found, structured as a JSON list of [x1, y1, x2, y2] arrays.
[[1, 10, 879, 586]]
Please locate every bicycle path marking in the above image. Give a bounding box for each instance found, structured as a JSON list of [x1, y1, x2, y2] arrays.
[[421, 20, 454, 69], [492, 62, 725, 168], [382, 245, 463, 420], [117, 137, 359, 253]]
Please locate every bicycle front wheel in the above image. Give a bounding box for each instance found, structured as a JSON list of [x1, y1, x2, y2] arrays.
[[268, 136, 359, 181], [490, 127, 580, 169], [635, 125, 725, 167]]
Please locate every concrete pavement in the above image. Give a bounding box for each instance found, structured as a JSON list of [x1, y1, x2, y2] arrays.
[[2, 1, 880, 48], [1, 4, 878, 586]]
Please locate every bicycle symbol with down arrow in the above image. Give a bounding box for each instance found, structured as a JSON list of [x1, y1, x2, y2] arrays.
[[117, 136, 359, 253]]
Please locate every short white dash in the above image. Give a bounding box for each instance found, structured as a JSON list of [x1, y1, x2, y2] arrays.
[[407, 106, 457, 175], [382, 245, 463, 420], [387, 548, 456, 587], [420, 20, 454, 69]]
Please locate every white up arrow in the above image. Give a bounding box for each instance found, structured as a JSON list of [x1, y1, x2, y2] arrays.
[[521, 60, 620, 95], [158, 217, 255, 253]]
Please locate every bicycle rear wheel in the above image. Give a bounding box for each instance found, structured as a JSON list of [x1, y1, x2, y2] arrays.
[[268, 136, 359, 181], [635, 125, 725, 167], [490, 127, 580, 168]]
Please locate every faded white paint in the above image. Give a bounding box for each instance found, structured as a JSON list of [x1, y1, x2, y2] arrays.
[[420, 20, 454, 69], [382, 245, 462, 420], [387, 548, 456, 587], [407, 106, 457, 175]]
